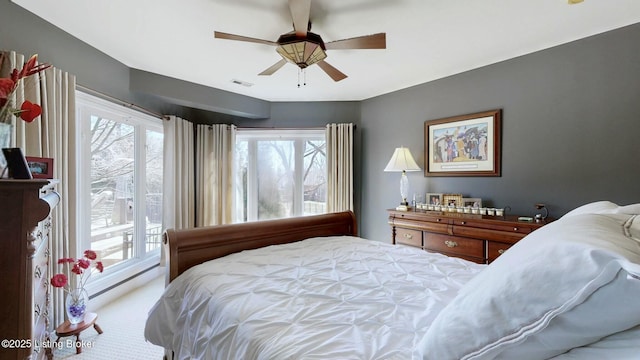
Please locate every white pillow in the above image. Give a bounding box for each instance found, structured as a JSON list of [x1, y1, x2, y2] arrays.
[[561, 201, 618, 218], [562, 201, 640, 218], [420, 213, 640, 360], [548, 324, 640, 359], [609, 203, 640, 215]]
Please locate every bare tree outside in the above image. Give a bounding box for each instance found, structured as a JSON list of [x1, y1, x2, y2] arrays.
[[89, 116, 163, 268], [303, 140, 326, 206], [236, 135, 326, 222]]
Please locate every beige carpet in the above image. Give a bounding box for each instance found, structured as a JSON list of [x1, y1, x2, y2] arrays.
[[52, 276, 165, 359]]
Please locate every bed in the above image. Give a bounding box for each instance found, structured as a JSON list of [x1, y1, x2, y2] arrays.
[[145, 203, 640, 359]]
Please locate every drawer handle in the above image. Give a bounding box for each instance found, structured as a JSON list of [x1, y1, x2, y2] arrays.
[[437, 218, 441, 222], [444, 240, 458, 248], [513, 227, 519, 231], [403, 233, 413, 239], [498, 249, 506, 254], [34, 266, 42, 279], [461, 221, 466, 225]]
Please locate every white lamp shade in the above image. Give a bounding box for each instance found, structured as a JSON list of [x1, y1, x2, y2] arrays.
[[384, 147, 421, 172]]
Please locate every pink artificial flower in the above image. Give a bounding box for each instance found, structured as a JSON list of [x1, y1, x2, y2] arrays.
[[50, 249, 103, 294], [84, 250, 97, 260], [57, 257, 75, 264], [51, 273, 68, 288], [71, 263, 83, 275], [78, 259, 91, 269]]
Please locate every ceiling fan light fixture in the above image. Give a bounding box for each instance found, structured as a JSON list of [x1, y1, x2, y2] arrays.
[[214, 0, 385, 82], [276, 32, 327, 69], [276, 41, 327, 68]]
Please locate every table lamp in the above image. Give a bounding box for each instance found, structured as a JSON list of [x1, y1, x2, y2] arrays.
[[384, 147, 421, 210]]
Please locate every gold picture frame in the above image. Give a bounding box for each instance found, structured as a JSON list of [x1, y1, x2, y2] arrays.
[[443, 194, 463, 207]]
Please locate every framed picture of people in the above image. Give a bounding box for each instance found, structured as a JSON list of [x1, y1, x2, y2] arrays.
[[426, 193, 443, 206], [425, 109, 501, 177]]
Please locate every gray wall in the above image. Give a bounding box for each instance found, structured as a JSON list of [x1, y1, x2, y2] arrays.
[[359, 23, 640, 241], [3, 1, 639, 241]]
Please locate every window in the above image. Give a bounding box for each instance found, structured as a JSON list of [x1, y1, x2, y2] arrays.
[[76, 92, 163, 294], [235, 129, 326, 222]]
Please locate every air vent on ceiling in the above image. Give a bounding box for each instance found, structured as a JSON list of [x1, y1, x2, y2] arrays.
[[231, 79, 254, 87]]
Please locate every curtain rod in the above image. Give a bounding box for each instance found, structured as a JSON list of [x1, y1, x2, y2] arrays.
[[237, 125, 356, 131], [76, 84, 166, 120]]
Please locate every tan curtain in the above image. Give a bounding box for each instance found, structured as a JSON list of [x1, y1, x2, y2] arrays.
[[5, 51, 77, 326], [195, 124, 236, 226], [326, 123, 354, 212], [163, 116, 196, 231]]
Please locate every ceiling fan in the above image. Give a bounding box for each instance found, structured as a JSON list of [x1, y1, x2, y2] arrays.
[[214, 0, 386, 82]]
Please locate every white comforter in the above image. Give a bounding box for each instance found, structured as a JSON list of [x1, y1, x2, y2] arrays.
[[144, 236, 485, 359]]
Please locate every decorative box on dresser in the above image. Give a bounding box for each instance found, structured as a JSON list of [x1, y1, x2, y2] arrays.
[[0, 180, 60, 360], [388, 209, 551, 264]]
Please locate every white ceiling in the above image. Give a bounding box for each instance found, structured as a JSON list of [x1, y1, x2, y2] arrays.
[[12, 0, 640, 102]]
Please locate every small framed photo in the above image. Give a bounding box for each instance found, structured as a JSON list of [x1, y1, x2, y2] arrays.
[[426, 193, 443, 206], [462, 197, 482, 208], [443, 193, 463, 207], [26, 156, 54, 179]]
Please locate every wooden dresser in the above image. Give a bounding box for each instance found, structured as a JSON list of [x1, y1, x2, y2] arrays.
[[0, 180, 59, 360], [388, 209, 551, 264]]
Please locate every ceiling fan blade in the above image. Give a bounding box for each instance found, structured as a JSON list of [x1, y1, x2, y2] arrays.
[[325, 33, 386, 50], [288, 0, 311, 37], [317, 60, 347, 82], [214, 31, 278, 46], [259, 59, 288, 76]]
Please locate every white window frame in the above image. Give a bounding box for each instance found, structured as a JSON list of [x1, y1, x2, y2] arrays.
[[236, 128, 326, 222], [76, 91, 164, 296]]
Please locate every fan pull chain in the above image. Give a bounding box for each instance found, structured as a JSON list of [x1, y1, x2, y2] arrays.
[[297, 68, 307, 88]]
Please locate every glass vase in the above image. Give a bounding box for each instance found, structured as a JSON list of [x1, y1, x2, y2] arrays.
[[65, 288, 89, 324]]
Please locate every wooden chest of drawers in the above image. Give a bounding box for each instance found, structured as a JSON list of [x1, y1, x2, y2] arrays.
[[0, 180, 59, 360], [388, 209, 551, 264]]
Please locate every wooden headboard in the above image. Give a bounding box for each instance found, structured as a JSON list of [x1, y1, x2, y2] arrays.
[[163, 211, 357, 284]]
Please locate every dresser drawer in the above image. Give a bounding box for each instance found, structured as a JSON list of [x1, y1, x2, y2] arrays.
[[487, 241, 513, 263], [453, 218, 537, 235], [395, 227, 422, 248], [391, 215, 449, 235], [424, 233, 484, 259], [452, 225, 527, 245]]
